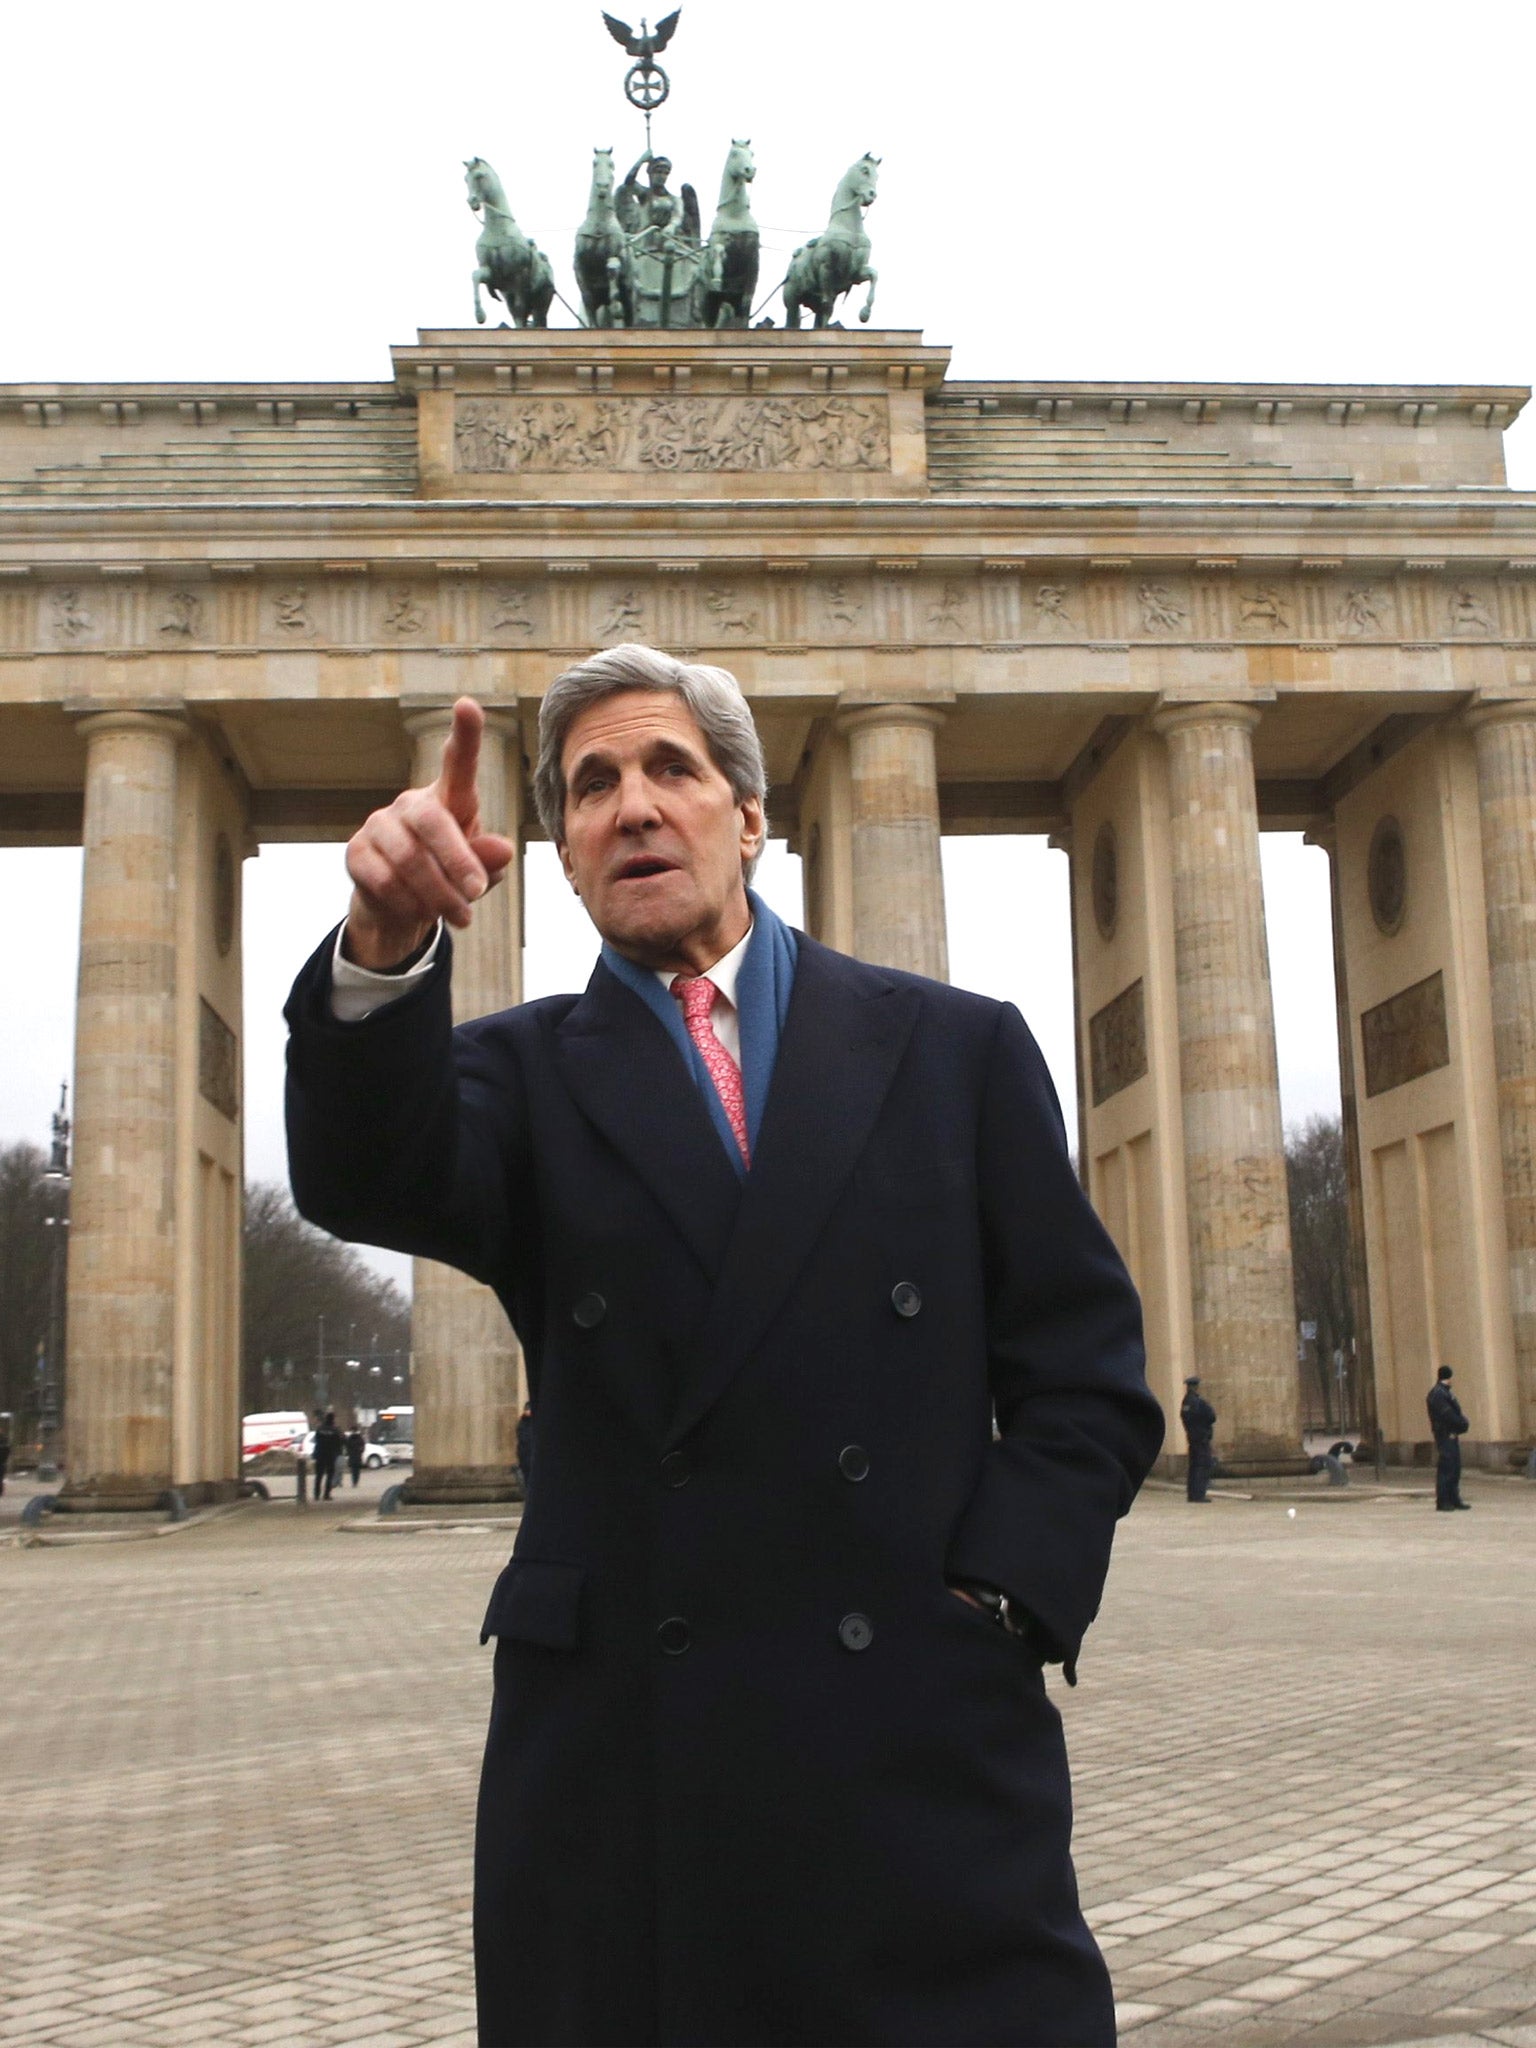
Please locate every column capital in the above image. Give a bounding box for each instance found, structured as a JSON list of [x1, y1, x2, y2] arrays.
[[1463, 693, 1536, 737], [836, 701, 948, 739], [401, 699, 521, 743], [1150, 698, 1265, 741], [71, 705, 191, 745]]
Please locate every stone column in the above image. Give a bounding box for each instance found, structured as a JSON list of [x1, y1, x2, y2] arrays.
[[1048, 825, 1089, 1191], [1306, 822, 1377, 1443], [1465, 699, 1536, 1443], [1152, 702, 1301, 1461], [59, 709, 187, 1510], [402, 707, 524, 1503], [837, 705, 948, 979]]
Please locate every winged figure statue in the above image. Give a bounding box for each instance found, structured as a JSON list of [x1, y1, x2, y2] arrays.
[[601, 10, 681, 64]]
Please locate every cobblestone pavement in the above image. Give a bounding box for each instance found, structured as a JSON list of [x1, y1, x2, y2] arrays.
[[0, 1472, 1532, 2047]]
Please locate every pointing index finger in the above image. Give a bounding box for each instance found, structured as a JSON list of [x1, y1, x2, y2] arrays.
[[436, 697, 485, 824]]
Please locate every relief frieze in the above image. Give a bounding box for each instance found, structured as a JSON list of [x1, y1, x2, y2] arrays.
[[8, 570, 1527, 658], [453, 394, 891, 475]]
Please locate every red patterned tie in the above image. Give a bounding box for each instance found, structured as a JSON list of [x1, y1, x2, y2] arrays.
[[671, 974, 751, 1167]]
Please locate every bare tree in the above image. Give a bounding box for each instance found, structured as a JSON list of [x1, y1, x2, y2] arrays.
[[242, 1181, 410, 1417], [1285, 1115, 1355, 1427], [0, 1142, 55, 1433]]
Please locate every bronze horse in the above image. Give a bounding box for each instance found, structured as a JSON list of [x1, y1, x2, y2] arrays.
[[464, 158, 553, 328], [784, 153, 879, 329], [574, 148, 634, 329]]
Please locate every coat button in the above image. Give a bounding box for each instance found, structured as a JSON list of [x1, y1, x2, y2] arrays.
[[656, 1616, 691, 1656], [660, 1451, 690, 1489], [891, 1281, 922, 1318], [572, 1291, 607, 1329], [838, 1612, 874, 1653], [838, 1444, 870, 1483]]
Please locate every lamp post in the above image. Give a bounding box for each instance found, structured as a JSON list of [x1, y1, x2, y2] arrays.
[[38, 1082, 71, 1482]]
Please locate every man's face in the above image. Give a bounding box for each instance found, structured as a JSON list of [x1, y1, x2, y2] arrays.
[[558, 690, 763, 971]]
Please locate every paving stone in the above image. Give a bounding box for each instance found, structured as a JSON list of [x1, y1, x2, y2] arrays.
[[2, 1476, 1533, 2046]]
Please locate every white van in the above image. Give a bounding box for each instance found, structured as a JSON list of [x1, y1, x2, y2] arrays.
[[242, 1411, 309, 1461], [371, 1405, 415, 1465]]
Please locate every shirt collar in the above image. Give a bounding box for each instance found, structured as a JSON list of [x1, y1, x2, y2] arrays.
[[652, 918, 753, 1009]]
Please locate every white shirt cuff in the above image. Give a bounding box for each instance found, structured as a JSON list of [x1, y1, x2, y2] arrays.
[[329, 922, 443, 1022]]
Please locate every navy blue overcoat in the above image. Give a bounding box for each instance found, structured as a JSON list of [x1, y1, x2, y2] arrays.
[[285, 927, 1163, 2048]]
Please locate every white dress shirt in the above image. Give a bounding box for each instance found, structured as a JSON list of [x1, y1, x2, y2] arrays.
[[331, 919, 753, 1065]]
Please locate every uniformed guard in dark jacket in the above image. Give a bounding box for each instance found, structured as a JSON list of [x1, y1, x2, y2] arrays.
[[1180, 1376, 1216, 1502], [1426, 1365, 1470, 1510], [286, 648, 1165, 2048]]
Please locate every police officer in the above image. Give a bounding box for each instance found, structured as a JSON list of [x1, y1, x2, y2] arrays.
[[1180, 1375, 1217, 1503], [1427, 1364, 1471, 1511]]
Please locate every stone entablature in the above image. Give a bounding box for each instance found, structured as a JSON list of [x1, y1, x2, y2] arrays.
[[3, 337, 1523, 505]]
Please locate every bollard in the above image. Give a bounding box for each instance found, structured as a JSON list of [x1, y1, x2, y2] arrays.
[[296, 1455, 308, 1506]]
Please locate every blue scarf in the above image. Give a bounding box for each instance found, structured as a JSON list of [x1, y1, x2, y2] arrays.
[[600, 889, 799, 1176]]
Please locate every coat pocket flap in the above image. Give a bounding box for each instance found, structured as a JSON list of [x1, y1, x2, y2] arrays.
[[480, 1559, 586, 1648]]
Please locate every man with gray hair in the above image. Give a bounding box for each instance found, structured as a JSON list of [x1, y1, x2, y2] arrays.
[[285, 644, 1161, 2048]]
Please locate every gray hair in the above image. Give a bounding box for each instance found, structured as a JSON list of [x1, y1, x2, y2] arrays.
[[535, 643, 768, 877]]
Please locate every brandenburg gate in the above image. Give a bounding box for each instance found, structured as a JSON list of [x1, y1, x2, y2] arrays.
[[3, 327, 1534, 1504]]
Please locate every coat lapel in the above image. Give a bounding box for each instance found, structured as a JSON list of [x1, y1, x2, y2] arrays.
[[665, 940, 920, 1448], [553, 961, 743, 1283]]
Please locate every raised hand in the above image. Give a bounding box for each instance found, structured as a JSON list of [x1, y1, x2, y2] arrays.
[[342, 698, 516, 970]]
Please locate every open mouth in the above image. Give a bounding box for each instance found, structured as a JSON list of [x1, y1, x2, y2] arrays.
[[615, 856, 679, 881]]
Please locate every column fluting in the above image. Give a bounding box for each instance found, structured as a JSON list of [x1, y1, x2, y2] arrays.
[[1153, 702, 1301, 1460], [401, 708, 525, 1502], [1466, 699, 1536, 1443], [60, 709, 187, 1509], [837, 704, 948, 979]]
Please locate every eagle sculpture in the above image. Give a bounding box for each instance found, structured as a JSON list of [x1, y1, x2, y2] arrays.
[[601, 9, 681, 63]]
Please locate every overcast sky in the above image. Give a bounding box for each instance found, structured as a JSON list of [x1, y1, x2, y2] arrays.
[[5, 0, 1533, 1288]]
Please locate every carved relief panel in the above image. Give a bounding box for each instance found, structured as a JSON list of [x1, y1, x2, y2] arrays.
[[453, 395, 891, 476], [1025, 581, 1077, 638], [49, 586, 98, 647], [815, 576, 868, 639], [595, 583, 648, 645], [1133, 579, 1190, 636], [699, 582, 761, 642], [485, 583, 542, 642], [921, 579, 975, 639], [1335, 583, 1394, 639]]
